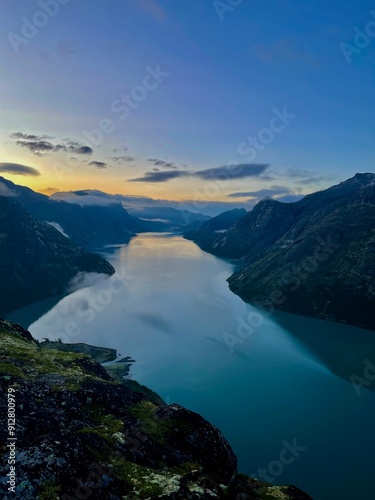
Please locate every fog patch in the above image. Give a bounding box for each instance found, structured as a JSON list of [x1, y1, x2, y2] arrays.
[[67, 272, 110, 293], [46, 221, 69, 238]]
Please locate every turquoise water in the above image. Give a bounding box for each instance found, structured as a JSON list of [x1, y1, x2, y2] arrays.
[[13, 233, 375, 499]]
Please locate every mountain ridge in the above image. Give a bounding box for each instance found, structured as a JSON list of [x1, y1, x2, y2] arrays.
[[185, 173, 375, 330]]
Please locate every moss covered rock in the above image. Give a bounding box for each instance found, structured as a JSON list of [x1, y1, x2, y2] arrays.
[[0, 320, 312, 499]]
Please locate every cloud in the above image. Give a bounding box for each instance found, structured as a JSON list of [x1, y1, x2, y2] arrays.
[[252, 38, 318, 67], [10, 132, 53, 141], [40, 187, 59, 195], [12, 134, 93, 157], [64, 141, 93, 155], [59, 41, 77, 57], [132, 0, 167, 22], [128, 163, 270, 183], [112, 155, 135, 163], [283, 168, 337, 185], [147, 158, 178, 169], [194, 163, 270, 180], [0, 181, 18, 197], [228, 185, 296, 199], [112, 146, 128, 153], [88, 161, 108, 169], [0, 162, 40, 177], [15, 140, 57, 156], [128, 170, 190, 183]]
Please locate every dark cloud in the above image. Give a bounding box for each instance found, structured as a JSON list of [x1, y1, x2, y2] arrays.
[[112, 155, 135, 163], [128, 163, 270, 184], [11, 132, 53, 141], [16, 140, 56, 156], [147, 158, 178, 169], [12, 134, 93, 157], [88, 161, 108, 169], [195, 163, 270, 180], [74, 145, 93, 155], [128, 170, 190, 183], [0, 162, 40, 177]]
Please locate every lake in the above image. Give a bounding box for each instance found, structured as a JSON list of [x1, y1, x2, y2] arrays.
[[9, 233, 375, 500]]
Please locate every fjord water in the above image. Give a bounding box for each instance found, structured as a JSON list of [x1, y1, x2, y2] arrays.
[[17, 234, 375, 500]]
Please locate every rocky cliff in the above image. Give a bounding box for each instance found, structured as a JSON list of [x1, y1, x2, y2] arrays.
[[0, 320, 312, 499]]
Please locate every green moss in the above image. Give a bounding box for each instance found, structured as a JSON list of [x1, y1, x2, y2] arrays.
[[129, 401, 173, 444], [121, 379, 164, 406], [0, 332, 114, 389], [79, 414, 124, 445], [0, 362, 25, 379], [38, 482, 61, 500], [171, 461, 201, 475], [111, 457, 180, 499]]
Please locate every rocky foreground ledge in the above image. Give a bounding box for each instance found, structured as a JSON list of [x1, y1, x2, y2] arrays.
[[0, 320, 312, 499]]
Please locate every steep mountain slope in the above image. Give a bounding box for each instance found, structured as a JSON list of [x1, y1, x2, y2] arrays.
[[0, 197, 114, 316], [0, 178, 146, 249], [183, 208, 247, 252], [192, 174, 375, 330], [0, 320, 312, 499]]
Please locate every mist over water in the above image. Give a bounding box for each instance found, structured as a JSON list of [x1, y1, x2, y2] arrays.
[[13, 233, 375, 500]]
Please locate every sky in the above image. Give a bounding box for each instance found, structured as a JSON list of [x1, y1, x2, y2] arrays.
[[0, 0, 374, 214]]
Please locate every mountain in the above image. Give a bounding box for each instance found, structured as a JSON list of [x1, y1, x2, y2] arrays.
[[189, 174, 375, 330], [0, 197, 114, 317], [0, 319, 312, 499], [51, 190, 212, 231], [183, 208, 247, 251], [127, 206, 211, 230], [0, 178, 152, 249]]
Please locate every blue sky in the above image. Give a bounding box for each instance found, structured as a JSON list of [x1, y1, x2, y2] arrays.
[[0, 0, 374, 213]]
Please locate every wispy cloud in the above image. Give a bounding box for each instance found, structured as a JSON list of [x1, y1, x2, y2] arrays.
[[0, 162, 40, 177], [112, 155, 135, 163], [40, 187, 59, 195], [147, 158, 178, 169], [128, 170, 190, 183], [88, 161, 108, 169], [195, 163, 270, 180], [128, 163, 270, 183], [10, 132, 53, 141], [228, 185, 297, 198], [283, 168, 337, 185], [112, 146, 128, 153], [11, 133, 93, 157], [0, 181, 18, 197]]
